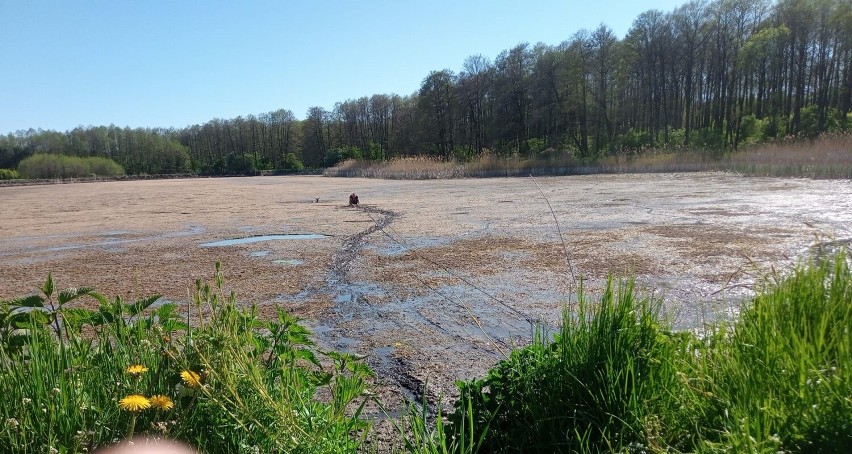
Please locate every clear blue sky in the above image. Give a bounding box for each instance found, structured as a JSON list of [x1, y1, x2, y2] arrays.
[[0, 0, 687, 134]]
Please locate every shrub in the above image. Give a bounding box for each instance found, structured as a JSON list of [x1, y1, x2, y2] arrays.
[[0, 168, 20, 180], [282, 152, 304, 171], [224, 153, 256, 173], [17, 154, 125, 179]]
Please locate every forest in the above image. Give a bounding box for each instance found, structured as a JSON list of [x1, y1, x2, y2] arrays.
[[1, 0, 849, 176]]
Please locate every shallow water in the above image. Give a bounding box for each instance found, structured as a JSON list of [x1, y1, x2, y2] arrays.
[[200, 234, 328, 247]]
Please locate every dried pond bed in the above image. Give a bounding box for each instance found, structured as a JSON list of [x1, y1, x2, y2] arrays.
[[1, 173, 851, 413]]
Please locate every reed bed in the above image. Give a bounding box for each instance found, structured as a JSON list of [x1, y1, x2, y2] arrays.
[[325, 134, 852, 180]]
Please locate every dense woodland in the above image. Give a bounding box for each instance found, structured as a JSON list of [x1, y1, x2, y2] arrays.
[[1, 0, 849, 175]]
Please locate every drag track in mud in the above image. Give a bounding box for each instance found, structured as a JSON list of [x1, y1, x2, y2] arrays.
[[2, 173, 852, 419]]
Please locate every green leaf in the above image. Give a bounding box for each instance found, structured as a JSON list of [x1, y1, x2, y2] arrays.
[[98, 307, 116, 324], [10, 310, 49, 327], [295, 348, 321, 367], [42, 273, 54, 298], [309, 371, 333, 387], [57, 287, 96, 305], [155, 303, 178, 322], [124, 295, 162, 317], [62, 308, 105, 329], [8, 295, 45, 308], [88, 292, 109, 306]]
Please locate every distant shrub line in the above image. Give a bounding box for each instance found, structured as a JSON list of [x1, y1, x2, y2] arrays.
[[16, 153, 125, 179]]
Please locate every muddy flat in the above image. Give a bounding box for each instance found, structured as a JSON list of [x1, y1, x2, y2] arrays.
[[2, 173, 851, 409]]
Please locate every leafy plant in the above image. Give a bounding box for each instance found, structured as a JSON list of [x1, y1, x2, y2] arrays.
[[0, 263, 374, 453]]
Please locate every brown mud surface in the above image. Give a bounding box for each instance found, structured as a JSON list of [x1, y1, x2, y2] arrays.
[[2, 173, 851, 433]]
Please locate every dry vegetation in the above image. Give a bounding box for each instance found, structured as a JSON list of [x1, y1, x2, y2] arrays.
[[325, 134, 852, 180]]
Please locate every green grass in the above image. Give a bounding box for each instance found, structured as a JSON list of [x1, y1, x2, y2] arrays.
[[415, 252, 852, 452], [2, 253, 850, 452], [0, 263, 372, 453]]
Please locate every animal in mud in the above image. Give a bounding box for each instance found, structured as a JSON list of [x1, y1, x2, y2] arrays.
[[349, 193, 359, 206]]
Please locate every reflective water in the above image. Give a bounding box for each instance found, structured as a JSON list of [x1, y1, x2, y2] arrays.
[[200, 234, 328, 247]]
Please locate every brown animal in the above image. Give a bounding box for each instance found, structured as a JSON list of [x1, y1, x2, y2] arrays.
[[348, 193, 359, 206]]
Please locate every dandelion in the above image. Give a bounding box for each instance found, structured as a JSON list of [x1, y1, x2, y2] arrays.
[[119, 395, 150, 412], [126, 364, 149, 376], [180, 370, 202, 388], [149, 394, 174, 411]]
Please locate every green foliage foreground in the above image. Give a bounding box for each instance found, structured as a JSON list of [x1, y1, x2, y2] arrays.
[[1, 254, 850, 452], [0, 263, 371, 453], [409, 252, 851, 453]]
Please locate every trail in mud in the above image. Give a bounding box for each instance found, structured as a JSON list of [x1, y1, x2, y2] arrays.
[[306, 204, 543, 415], [328, 206, 397, 285], [301, 205, 435, 409]]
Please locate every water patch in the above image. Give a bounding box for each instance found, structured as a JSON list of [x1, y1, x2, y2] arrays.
[[272, 258, 304, 266], [250, 250, 271, 257], [200, 234, 328, 247], [369, 236, 450, 256]]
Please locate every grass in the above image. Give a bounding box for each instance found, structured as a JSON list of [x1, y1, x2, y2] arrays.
[[2, 252, 850, 452], [412, 251, 852, 452], [0, 263, 372, 453], [324, 134, 852, 180]]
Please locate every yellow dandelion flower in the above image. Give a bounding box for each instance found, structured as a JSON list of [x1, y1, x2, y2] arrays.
[[148, 394, 174, 410], [180, 370, 202, 388], [126, 364, 149, 375], [118, 394, 150, 412]]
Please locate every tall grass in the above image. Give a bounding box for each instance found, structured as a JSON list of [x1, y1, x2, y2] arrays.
[[413, 251, 851, 452], [418, 279, 695, 452], [324, 134, 852, 179], [2, 253, 849, 452], [725, 133, 852, 178], [701, 252, 852, 452]]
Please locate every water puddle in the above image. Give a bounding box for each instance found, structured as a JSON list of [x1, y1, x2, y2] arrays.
[[200, 234, 328, 247], [272, 258, 304, 266], [250, 251, 271, 257]]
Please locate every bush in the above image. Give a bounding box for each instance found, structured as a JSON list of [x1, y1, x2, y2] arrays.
[[283, 152, 304, 171], [17, 154, 125, 179], [0, 168, 20, 180], [223, 153, 256, 173]]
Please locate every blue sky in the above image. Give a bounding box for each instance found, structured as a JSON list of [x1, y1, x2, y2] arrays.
[[0, 1, 687, 134]]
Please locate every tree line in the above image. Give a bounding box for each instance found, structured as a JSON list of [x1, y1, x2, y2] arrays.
[[1, 0, 849, 175]]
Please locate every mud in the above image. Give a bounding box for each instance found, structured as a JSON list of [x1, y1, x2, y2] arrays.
[[2, 173, 851, 430]]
